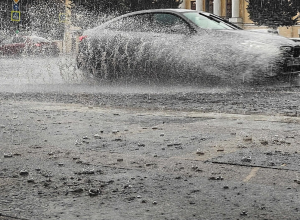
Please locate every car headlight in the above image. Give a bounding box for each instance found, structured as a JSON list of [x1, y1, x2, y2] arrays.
[[280, 46, 293, 52]]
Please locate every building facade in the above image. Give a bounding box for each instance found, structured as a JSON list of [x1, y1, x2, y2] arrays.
[[180, 0, 300, 38], [1, 0, 299, 38]]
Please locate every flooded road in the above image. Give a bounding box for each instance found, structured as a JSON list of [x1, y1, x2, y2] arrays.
[[0, 56, 234, 94], [1, 56, 300, 219], [0, 56, 82, 93]]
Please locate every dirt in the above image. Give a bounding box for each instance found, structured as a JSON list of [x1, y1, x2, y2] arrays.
[[1, 86, 300, 220]]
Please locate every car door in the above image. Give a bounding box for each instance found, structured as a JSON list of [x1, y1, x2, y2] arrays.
[[101, 12, 194, 79], [97, 13, 155, 78], [144, 12, 194, 79]]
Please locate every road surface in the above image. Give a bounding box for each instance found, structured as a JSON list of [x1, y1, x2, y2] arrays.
[[1, 56, 300, 220]]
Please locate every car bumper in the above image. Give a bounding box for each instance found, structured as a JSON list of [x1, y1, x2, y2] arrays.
[[282, 57, 300, 75]]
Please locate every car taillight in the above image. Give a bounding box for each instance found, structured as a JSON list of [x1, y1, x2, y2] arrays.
[[79, 35, 87, 42], [35, 43, 41, 47]]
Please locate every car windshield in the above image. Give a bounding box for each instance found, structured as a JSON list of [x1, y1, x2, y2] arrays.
[[183, 12, 236, 30]]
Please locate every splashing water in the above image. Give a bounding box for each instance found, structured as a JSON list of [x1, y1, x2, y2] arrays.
[[0, 54, 88, 94], [0, 53, 237, 95], [78, 27, 287, 87], [0, 8, 294, 95]]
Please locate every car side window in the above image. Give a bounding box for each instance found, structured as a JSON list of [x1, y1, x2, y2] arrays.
[[152, 13, 190, 34], [106, 13, 190, 34], [106, 14, 153, 32]]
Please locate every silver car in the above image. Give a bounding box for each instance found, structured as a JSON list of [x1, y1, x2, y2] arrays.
[[77, 9, 300, 84]]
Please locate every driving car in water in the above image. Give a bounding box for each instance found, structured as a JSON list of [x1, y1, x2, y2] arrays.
[[0, 35, 60, 56], [77, 9, 300, 84]]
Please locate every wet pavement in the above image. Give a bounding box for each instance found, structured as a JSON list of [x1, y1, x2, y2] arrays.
[[1, 56, 300, 219]]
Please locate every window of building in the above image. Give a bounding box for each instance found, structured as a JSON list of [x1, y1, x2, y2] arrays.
[[226, 0, 232, 19], [205, 0, 213, 14], [191, 1, 196, 10]]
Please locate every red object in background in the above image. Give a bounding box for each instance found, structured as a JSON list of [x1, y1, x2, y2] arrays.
[[79, 35, 87, 42], [0, 36, 60, 56]]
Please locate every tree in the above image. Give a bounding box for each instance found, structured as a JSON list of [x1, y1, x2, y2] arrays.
[[246, 0, 300, 29], [70, 0, 182, 30]]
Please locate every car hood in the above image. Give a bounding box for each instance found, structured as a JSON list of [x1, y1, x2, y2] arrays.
[[215, 29, 296, 47]]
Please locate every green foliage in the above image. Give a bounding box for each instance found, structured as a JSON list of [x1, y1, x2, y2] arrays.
[[246, 0, 300, 28]]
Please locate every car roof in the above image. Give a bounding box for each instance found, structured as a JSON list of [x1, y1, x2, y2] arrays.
[[101, 9, 213, 28], [121, 8, 206, 16], [132, 8, 197, 13], [119, 9, 242, 30]]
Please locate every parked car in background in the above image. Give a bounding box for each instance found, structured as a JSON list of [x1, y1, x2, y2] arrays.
[[77, 9, 300, 84], [0, 35, 60, 56]]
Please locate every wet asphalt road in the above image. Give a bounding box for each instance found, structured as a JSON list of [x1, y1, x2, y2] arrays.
[[1, 56, 300, 220]]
